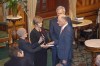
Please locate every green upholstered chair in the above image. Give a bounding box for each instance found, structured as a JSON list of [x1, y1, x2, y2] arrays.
[[43, 18, 51, 30], [0, 22, 9, 47]]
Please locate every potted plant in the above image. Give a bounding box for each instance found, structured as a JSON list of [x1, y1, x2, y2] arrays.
[[6, 0, 19, 17]]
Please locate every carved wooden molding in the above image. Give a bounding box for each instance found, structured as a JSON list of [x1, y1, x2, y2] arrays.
[[77, 0, 100, 14], [0, 3, 3, 21], [76, 0, 100, 22]]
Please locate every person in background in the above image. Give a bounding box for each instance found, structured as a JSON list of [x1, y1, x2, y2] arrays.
[[57, 14, 74, 66], [4, 43, 24, 66], [17, 28, 49, 66], [49, 6, 66, 66], [30, 16, 51, 66]]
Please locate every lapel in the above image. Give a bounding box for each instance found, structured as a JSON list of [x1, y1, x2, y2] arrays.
[[59, 25, 68, 39], [59, 17, 72, 39]]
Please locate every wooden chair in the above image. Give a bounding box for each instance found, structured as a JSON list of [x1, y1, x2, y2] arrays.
[[80, 8, 100, 40]]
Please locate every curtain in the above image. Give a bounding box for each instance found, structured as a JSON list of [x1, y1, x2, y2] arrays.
[[27, 0, 37, 39]]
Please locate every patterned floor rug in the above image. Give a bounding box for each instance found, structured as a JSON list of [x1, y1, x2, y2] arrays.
[[0, 43, 93, 66]]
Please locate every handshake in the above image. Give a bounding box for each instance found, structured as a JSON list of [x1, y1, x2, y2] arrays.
[[38, 36, 54, 48], [40, 41, 54, 48]]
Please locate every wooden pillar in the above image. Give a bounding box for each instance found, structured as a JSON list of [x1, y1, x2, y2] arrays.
[[97, 8, 100, 38]]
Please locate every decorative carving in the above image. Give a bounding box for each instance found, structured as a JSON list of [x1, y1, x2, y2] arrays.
[[0, 3, 3, 21]]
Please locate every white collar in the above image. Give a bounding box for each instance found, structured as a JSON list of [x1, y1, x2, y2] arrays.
[[61, 23, 68, 30]]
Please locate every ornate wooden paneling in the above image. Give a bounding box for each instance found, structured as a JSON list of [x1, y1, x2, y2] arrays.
[[36, 0, 69, 18], [77, 0, 100, 22], [77, 0, 100, 14], [0, 3, 3, 21], [36, 0, 99, 22], [36, 0, 57, 17]]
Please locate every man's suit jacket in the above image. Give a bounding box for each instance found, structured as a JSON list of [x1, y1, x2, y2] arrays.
[[4, 57, 24, 66], [49, 17, 61, 45], [18, 38, 42, 66], [57, 17, 74, 61]]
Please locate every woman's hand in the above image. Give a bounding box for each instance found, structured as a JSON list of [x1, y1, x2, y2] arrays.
[[62, 60, 67, 65], [47, 41, 54, 45], [40, 44, 48, 48], [38, 36, 44, 44]]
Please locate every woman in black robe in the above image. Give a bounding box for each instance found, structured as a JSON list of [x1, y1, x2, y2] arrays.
[[30, 16, 49, 66]]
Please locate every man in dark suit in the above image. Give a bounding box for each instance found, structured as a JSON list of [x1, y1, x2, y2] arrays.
[[57, 14, 74, 66], [4, 45, 24, 66], [17, 28, 50, 66], [49, 6, 66, 66]]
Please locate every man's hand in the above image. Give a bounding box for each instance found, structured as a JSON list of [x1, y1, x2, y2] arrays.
[[47, 41, 54, 45], [40, 42, 55, 48], [62, 60, 67, 65], [40, 44, 49, 48], [17, 50, 24, 57]]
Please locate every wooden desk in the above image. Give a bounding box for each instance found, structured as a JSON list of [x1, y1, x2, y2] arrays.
[[73, 19, 92, 28], [85, 39, 100, 66], [73, 19, 92, 38], [72, 19, 92, 48]]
